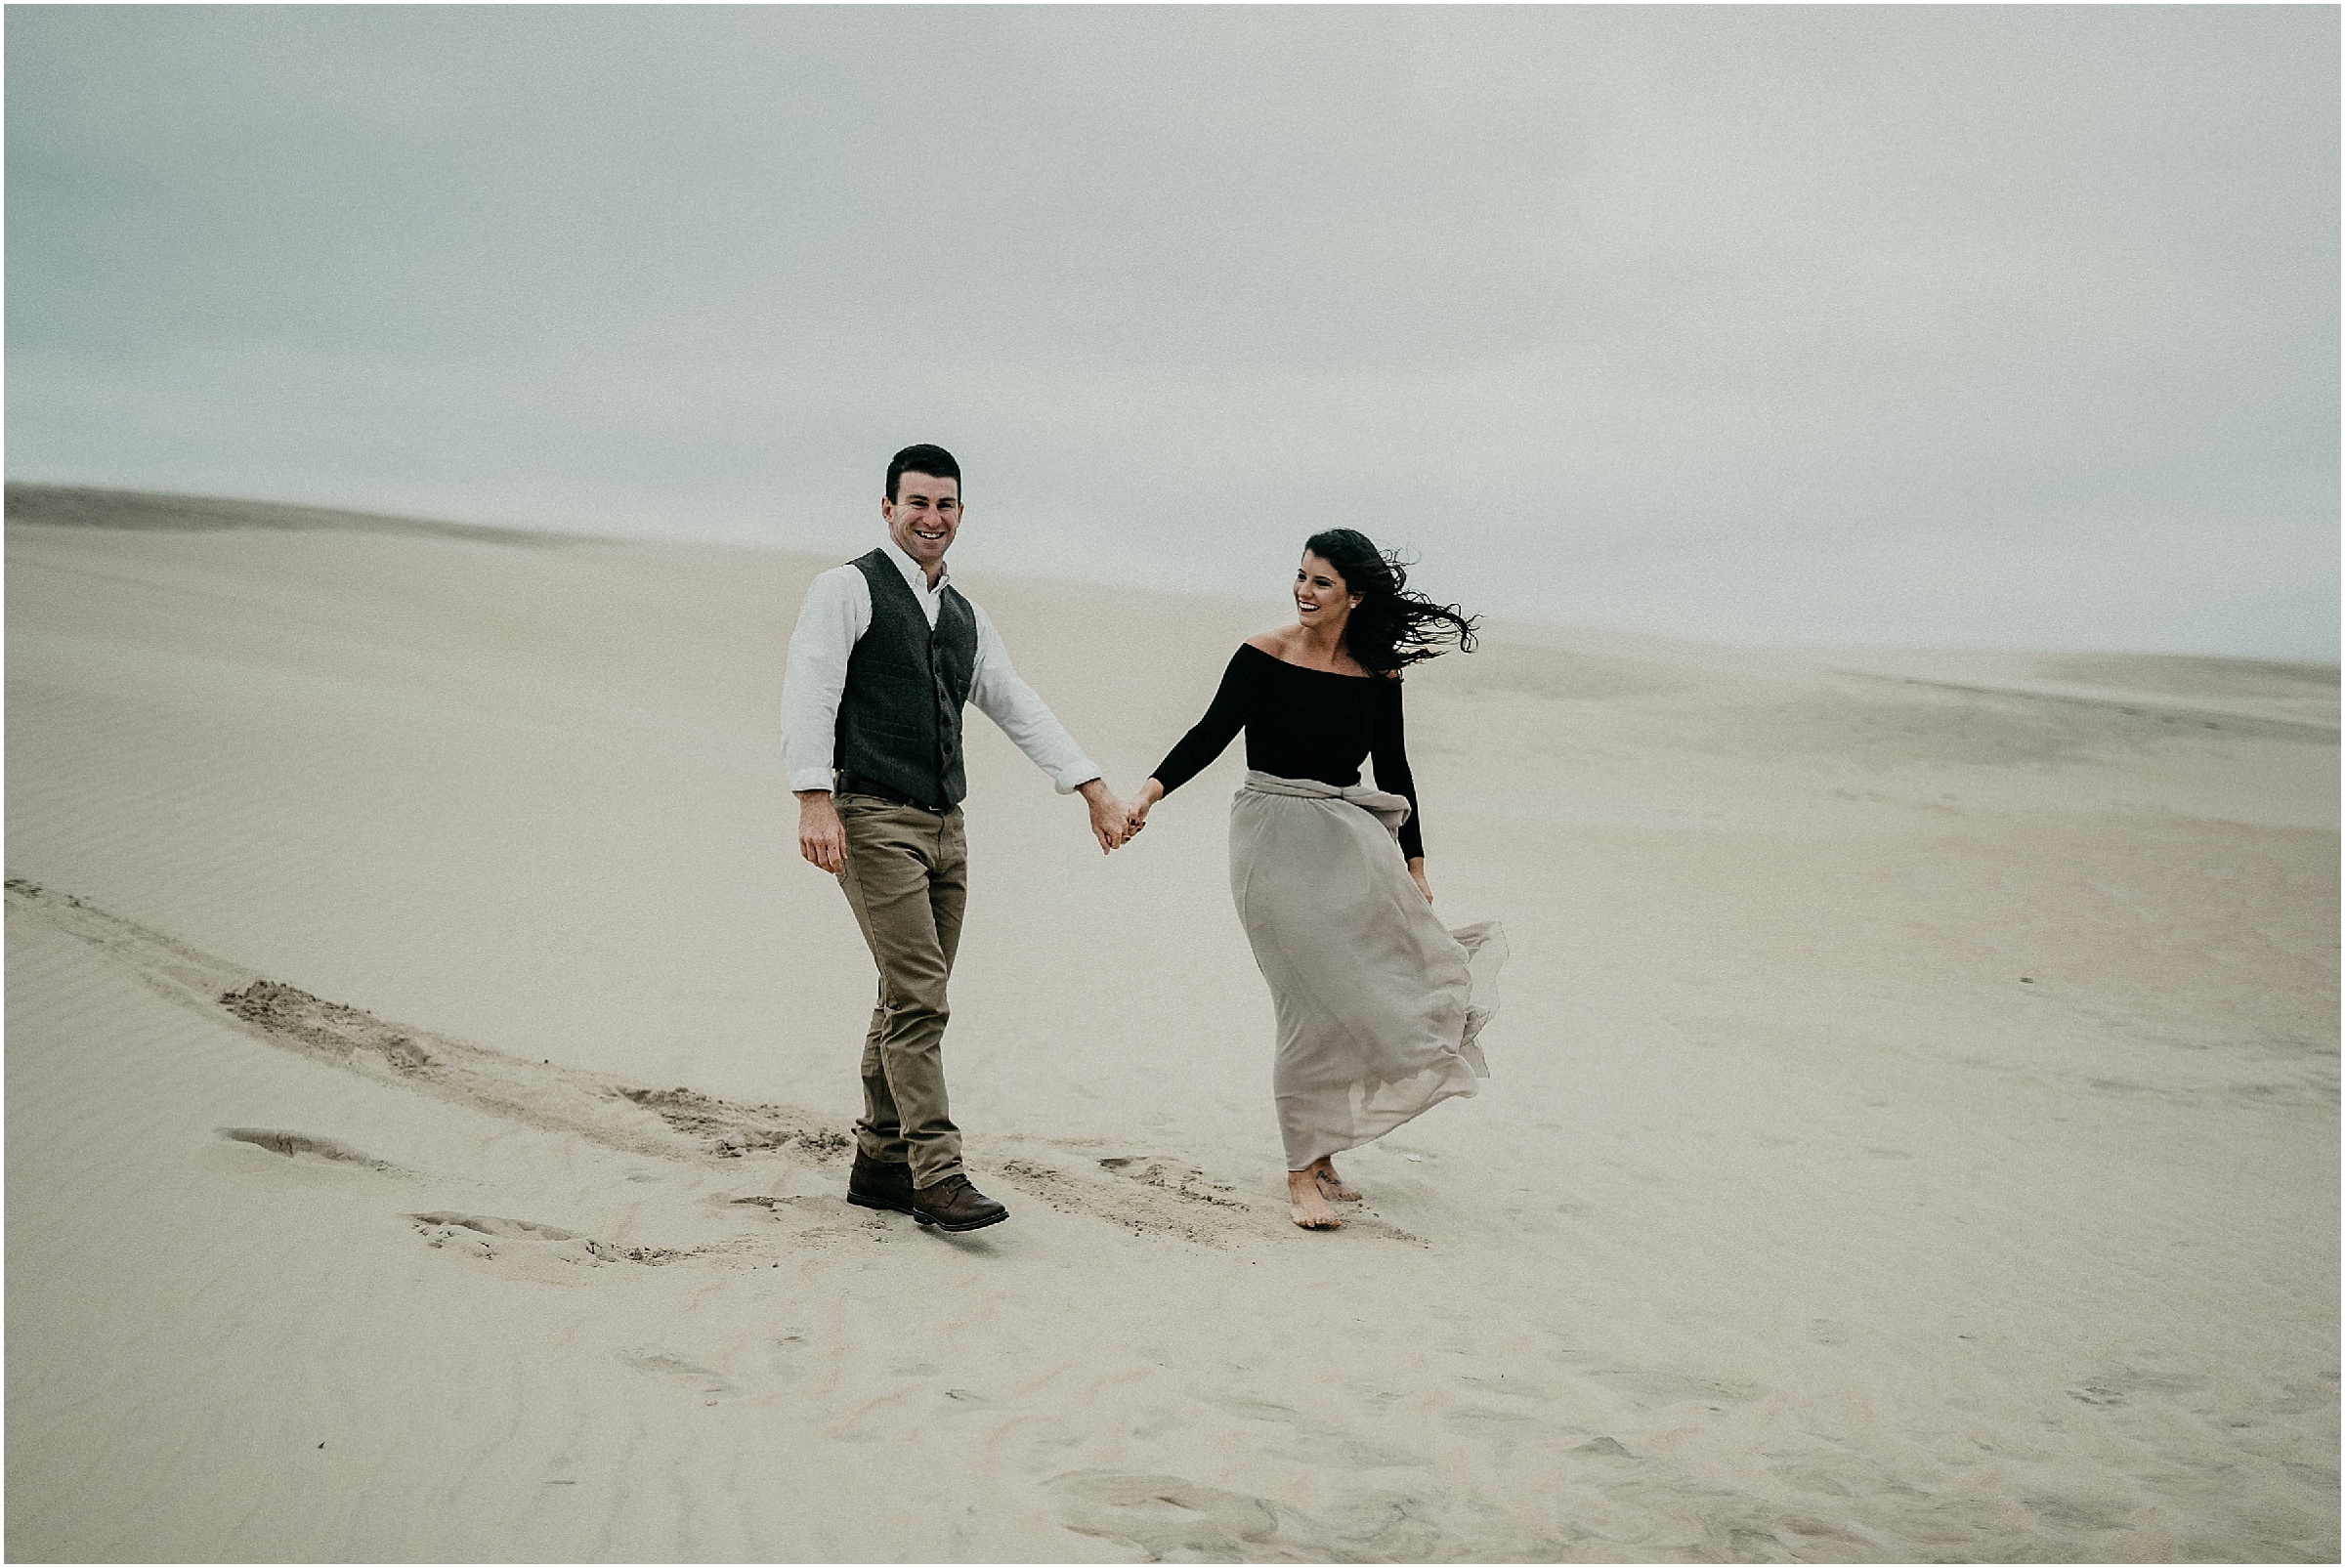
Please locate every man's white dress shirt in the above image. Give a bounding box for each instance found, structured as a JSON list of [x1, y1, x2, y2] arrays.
[[780, 539, 1100, 796]]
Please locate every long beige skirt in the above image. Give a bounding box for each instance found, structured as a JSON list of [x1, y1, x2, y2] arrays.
[[1229, 771, 1505, 1168]]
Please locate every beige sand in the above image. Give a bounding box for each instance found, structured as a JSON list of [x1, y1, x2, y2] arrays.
[[7, 493, 2336, 1561]]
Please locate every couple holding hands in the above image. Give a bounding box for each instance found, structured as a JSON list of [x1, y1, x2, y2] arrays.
[[781, 445, 1504, 1235]]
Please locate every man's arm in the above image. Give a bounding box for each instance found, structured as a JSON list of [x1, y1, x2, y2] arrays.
[[965, 605, 1129, 851], [780, 568, 871, 873]]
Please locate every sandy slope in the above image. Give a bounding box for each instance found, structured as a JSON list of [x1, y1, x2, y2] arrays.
[[7, 499, 2336, 1561]]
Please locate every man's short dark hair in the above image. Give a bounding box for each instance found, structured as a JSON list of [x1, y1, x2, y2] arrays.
[[887, 444, 961, 502]]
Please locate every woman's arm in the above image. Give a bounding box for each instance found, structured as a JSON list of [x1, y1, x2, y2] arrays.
[[1371, 678, 1431, 900], [1128, 648, 1257, 834], [1370, 676, 1426, 863], [1147, 648, 1256, 798]]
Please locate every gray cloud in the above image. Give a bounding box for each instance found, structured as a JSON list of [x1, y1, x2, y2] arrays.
[[8, 5, 2335, 656]]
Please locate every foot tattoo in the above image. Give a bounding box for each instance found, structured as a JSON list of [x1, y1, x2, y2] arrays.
[[1287, 1167, 1342, 1230], [1310, 1157, 1362, 1203]]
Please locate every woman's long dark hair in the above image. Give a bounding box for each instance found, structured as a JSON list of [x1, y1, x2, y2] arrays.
[[1304, 529, 1479, 674]]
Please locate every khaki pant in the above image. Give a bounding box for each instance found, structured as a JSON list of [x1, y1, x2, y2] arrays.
[[834, 793, 968, 1185]]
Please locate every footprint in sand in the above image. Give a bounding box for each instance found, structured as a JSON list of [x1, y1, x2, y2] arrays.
[[409, 1211, 695, 1270], [1043, 1470, 1439, 1561], [617, 1348, 737, 1403], [991, 1153, 1272, 1247], [1044, 1470, 1287, 1559], [218, 1126, 410, 1174], [996, 1147, 1426, 1248], [2064, 1365, 2207, 1409], [413, 1210, 581, 1242], [1096, 1155, 1243, 1203], [725, 1191, 860, 1250]]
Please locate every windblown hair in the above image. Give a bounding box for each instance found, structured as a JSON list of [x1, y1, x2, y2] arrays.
[[1304, 529, 1479, 674], [887, 444, 961, 501]]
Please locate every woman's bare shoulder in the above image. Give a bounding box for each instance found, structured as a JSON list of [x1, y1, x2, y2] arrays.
[[1243, 629, 1291, 657]]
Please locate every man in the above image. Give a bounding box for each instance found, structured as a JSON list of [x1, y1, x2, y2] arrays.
[[780, 444, 1130, 1234]]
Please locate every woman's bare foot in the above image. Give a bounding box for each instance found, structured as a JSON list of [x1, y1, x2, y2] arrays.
[[1308, 1156, 1361, 1202], [1287, 1168, 1342, 1230]]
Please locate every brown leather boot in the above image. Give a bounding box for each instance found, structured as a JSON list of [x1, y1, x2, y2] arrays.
[[846, 1151, 917, 1215], [911, 1172, 1007, 1233]]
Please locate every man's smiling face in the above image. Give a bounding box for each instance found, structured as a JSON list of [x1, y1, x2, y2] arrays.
[[882, 471, 961, 577]]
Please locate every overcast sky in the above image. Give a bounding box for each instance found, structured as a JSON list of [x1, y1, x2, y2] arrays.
[[8, 5, 2336, 657]]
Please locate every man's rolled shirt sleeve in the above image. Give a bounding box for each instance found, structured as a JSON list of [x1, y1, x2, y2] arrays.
[[967, 605, 1100, 793]]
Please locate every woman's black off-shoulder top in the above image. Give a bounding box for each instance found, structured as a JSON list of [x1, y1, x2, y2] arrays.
[[1149, 643, 1426, 862]]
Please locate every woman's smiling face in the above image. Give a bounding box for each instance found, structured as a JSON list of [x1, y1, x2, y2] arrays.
[[1294, 552, 1362, 636]]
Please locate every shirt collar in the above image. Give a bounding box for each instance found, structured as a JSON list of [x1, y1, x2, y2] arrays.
[[880, 536, 948, 598]]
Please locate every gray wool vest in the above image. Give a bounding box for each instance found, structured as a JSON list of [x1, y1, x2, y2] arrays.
[[832, 549, 979, 811]]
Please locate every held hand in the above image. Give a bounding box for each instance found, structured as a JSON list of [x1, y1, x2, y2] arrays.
[[797, 790, 847, 875], [1124, 779, 1164, 845], [1408, 858, 1432, 904], [1078, 779, 1130, 855]]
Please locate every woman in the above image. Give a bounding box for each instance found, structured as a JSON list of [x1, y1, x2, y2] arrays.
[[1126, 529, 1505, 1231]]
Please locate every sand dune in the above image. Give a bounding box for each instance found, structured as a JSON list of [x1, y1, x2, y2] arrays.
[[7, 490, 2336, 1560]]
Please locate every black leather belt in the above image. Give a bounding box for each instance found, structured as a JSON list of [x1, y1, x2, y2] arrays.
[[833, 771, 950, 814]]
